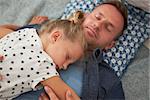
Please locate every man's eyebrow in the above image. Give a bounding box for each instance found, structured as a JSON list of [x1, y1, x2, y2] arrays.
[[99, 12, 115, 29], [99, 12, 115, 28], [98, 12, 105, 18]]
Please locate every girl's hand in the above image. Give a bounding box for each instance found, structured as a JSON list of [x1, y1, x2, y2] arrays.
[[0, 55, 4, 81], [39, 86, 74, 100], [0, 74, 3, 81], [0, 55, 4, 61]]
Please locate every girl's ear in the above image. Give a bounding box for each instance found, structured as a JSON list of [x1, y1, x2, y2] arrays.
[[49, 30, 62, 43]]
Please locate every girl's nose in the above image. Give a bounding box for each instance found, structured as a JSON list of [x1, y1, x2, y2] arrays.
[[62, 63, 69, 70]]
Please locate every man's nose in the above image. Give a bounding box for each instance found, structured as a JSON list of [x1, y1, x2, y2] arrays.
[[93, 18, 107, 29]]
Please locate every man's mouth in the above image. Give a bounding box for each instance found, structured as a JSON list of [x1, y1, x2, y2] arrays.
[[85, 26, 97, 39]]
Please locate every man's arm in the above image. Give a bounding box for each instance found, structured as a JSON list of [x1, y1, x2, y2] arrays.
[[41, 76, 80, 100], [0, 24, 20, 30], [0, 26, 14, 38], [0, 16, 48, 38]]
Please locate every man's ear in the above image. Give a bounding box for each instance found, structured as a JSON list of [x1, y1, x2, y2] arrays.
[[104, 41, 116, 50], [49, 30, 62, 43]]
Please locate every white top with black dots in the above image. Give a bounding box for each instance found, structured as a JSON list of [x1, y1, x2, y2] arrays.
[[0, 28, 59, 99]]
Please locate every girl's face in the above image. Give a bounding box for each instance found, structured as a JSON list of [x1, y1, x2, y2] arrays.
[[45, 30, 84, 70]]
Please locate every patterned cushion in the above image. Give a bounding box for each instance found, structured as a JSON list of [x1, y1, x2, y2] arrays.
[[61, 0, 150, 76]]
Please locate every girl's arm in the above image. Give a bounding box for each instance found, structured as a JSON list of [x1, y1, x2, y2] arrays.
[[0, 55, 4, 80], [41, 76, 80, 100], [0, 55, 4, 61]]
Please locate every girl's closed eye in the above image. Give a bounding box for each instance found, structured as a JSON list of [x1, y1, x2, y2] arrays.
[[66, 54, 70, 60], [66, 54, 74, 64]]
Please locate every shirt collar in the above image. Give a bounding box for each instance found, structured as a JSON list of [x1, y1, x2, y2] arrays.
[[92, 48, 103, 63]]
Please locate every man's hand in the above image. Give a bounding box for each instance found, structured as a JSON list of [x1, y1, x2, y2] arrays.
[[29, 16, 48, 25], [39, 86, 73, 100]]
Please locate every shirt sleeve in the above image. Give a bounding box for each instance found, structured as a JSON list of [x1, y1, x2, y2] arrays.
[[105, 81, 125, 100], [31, 60, 59, 90]]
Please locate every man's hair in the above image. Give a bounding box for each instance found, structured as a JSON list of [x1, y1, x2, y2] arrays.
[[39, 19, 87, 53], [102, 0, 128, 33]]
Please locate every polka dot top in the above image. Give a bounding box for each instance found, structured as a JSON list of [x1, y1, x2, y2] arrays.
[[0, 28, 59, 99]]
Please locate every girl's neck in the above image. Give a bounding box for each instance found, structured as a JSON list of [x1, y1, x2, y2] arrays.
[[39, 32, 49, 50]]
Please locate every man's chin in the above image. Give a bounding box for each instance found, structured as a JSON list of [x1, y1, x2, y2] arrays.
[[86, 35, 95, 43], [85, 34, 93, 42], [85, 33, 99, 47], [87, 41, 99, 50]]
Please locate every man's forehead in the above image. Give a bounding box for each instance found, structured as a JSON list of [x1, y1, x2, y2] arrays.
[[93, 4, 123, 22], [93, 4, 116, 23], [94, 4, 115, 11]]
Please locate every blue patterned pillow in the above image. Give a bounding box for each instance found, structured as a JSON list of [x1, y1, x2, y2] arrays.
[[61, 0, 150, 76]]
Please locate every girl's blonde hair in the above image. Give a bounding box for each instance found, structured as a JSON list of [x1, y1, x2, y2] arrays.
[[39, 19, 87, 54], [68, 10, 84, 24]]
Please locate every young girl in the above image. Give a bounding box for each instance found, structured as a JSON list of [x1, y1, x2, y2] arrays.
[[0, 19, 87, 100]]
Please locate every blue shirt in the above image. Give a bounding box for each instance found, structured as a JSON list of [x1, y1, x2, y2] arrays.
[[82, 49, 125, 100]]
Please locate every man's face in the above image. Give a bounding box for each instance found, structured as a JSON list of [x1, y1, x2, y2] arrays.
[[82, 4, 124, 49]]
